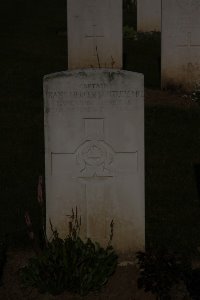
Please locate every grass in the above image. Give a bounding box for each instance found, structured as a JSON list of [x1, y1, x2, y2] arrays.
[[1, 0, 200, 258]]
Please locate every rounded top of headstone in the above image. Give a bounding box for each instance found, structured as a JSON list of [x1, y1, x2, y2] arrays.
[[43, 69, 144, 83]]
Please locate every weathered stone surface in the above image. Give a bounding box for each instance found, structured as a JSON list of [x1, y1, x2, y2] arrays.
[[67, 0, 122, 69], [161, 0, 200, 91], [137, 0, 161, 32], [44, 69, 144, 254]]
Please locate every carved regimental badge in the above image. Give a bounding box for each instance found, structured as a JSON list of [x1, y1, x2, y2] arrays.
[[76, 139, 114, 178]]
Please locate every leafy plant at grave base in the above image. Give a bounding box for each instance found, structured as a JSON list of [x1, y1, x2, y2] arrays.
[[136, 249, 188, 300], [191, 83, 200, 104], [123, 27, 161, 42], [136, 31, 161, 43], [123, 25, 137, 40], [20, 207, 118, 296], [0, 240, 7, 286]]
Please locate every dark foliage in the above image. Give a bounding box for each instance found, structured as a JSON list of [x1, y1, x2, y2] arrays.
[[136, 249, 186, 300], [184, 268, 200, 300], [192, 90, 200, 104], [20, 210, 118, 296]]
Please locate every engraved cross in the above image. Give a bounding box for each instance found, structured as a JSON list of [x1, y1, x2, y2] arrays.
[[51, 118, 138, 242], [85, 24, 104, 56], [178, 32, 200, 48], [51, 118, 138, 178]]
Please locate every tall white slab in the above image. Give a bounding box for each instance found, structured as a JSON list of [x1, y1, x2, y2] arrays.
[[162, 0, 200, 91], [44, 69, 144, 255], [67, 0, 122, 69], [137, 0, 161, 32]]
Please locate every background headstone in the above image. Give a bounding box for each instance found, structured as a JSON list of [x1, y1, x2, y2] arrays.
[[137, 0, 161, 32], [44, 69, 144, 254], [67, 0, 122, 69], [161, 0, 200, 91]]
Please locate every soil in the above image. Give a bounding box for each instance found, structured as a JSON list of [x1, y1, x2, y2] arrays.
[[145, 88, 198, 108], [0, 89, 198, 300]]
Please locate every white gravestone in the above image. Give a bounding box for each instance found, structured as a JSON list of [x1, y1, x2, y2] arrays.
[[162, 0, 200, 91], [137, 0, 161, 32], [67, 0, 122, 69], [44, 69, 144, 254]]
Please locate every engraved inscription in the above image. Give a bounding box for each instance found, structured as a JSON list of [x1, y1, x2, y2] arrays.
[[46, 89, 143, 99], [46, 88, 143, 112], [83, 83, 107, 89]]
